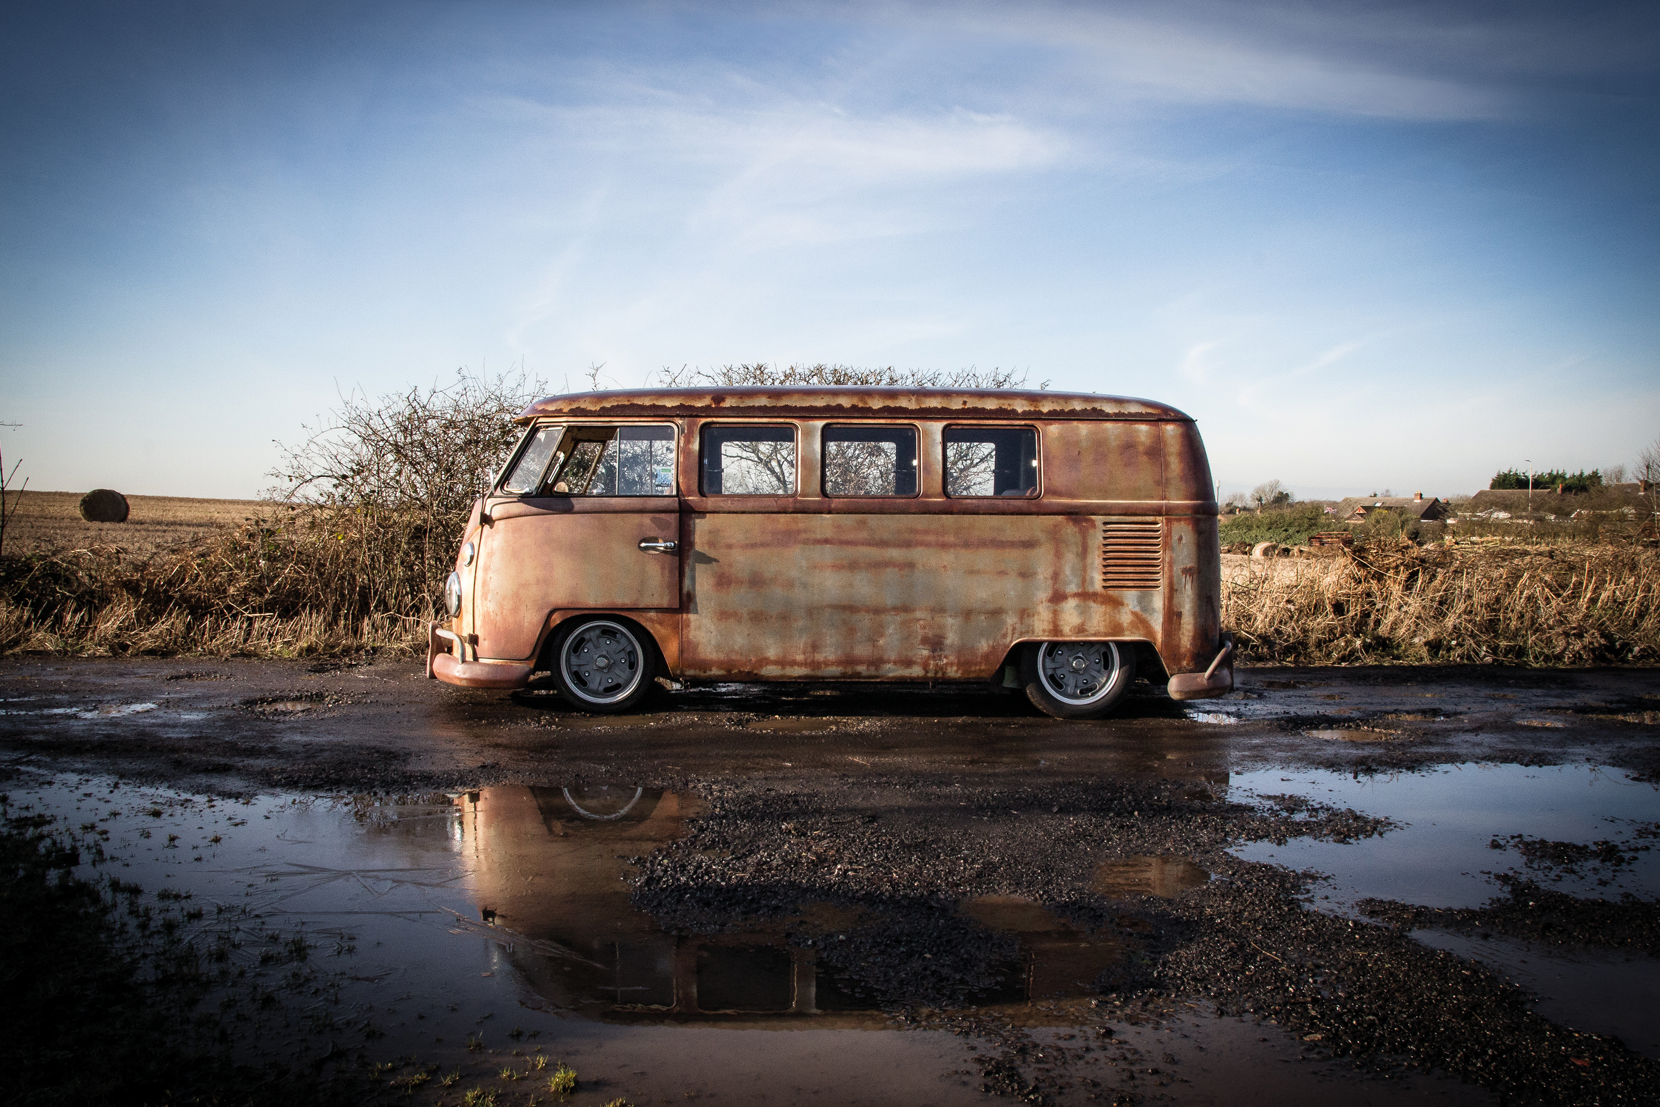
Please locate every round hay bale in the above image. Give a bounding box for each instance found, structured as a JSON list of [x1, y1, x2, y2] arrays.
[[79, 488, 130, 523], [1250, 541, 1279, 559]]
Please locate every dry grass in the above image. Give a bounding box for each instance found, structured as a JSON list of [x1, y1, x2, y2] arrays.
[[0, 502, 440, 658], [1224, 540, 1660, 665], [4, 507, 1658, 667], [2, 490, 271, 557]]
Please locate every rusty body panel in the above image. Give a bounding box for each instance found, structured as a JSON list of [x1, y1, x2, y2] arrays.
[[430, 387, 1229, 705], [471, 497, 679, 661], [678, 511, 1159, 680]]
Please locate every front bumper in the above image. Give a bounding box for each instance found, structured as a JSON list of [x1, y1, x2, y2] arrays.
[[427, 621, 533, 689], [1166, 635, 1234, 701]]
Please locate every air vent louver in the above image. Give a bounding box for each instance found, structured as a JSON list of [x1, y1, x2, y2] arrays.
[[1100, 519, 1163, 589]]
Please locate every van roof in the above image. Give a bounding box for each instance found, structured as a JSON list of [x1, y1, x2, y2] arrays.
[[517, 387, 1192, 424]]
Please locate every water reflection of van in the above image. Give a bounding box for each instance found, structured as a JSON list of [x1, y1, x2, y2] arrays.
[[428, 388, 1232, 719], [457, 787, 1129, 1022]]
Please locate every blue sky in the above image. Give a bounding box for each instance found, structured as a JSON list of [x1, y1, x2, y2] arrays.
[[2, 0, 1656, 500]]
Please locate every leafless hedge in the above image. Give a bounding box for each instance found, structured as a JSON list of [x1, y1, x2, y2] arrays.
[[654, 362, 1034, 389]]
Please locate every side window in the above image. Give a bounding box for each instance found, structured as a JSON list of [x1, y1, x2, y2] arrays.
[[608, 426, 676, 495], [822, 425, 917, 497], [700, 425, 796, 495], [944, 426, 1039, 497], [548, 426, 675, 496], [500, 425, 564, 495]]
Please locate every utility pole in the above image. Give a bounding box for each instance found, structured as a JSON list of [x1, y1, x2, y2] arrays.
[[1526, 459, 1533, 513]]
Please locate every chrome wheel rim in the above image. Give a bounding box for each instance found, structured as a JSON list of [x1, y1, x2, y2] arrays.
[[1037, 641, 1120, 705], [559, 620, 645, 705], [562, 785, 645, 821]]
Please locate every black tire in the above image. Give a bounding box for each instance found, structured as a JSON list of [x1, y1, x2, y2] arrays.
[[1020, 640, 1136, 720], [549, 617, 655, 713]]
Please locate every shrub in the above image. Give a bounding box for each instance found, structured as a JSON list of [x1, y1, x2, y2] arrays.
[[1219, 503, 1334, 547], [267, 368, 545, 610]]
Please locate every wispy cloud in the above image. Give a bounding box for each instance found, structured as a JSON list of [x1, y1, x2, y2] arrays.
[[490, 93, 1068, 249], [859, 0, 1626, 120]]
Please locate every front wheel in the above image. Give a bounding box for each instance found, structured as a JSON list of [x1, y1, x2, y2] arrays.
[[1020, 640, 1136, 720], [550, 618, 655, 713]]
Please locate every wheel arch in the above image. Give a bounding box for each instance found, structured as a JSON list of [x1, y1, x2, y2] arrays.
[[536, 611, 670, 682], [992, 636, 1159, 681]]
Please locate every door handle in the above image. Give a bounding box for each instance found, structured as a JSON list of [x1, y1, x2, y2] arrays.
[[638, 538, 678, 554]]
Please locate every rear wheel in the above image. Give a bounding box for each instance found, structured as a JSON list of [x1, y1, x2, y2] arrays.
[[550, 618, 655, 713], [1020, 640, 1135, 720]]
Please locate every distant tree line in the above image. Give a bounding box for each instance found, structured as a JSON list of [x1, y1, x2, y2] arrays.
[[1489, 469, 1604, 493]]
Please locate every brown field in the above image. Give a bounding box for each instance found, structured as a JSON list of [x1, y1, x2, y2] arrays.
[[1, 490, 273, 556], [1223, 540, 1660, 665]]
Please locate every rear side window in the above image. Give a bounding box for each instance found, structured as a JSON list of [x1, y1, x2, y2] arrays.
[[701, 425, 796, 495], [549, 425, 675, 496], [944, 426, 1039, 497], [823, 425, 917, 496], [501, 425, 564, 495]]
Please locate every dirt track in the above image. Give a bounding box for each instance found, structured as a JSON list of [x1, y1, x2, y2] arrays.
[[2, 657, 1656, 791]]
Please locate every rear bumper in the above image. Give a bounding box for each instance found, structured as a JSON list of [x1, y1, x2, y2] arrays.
[[427, 621, 534, 689], [1167, 635, 1234, 701]]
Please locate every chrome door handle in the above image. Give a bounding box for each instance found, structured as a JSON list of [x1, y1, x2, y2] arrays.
[[638, 538, 678, 554]]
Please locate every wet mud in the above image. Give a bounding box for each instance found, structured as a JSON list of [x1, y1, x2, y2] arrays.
[[1, 658, 1658, 1105]]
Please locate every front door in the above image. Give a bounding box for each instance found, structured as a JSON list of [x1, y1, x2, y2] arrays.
[[471, 423, 680, 662]]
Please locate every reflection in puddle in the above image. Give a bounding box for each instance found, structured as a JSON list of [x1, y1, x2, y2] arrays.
[[7, 766, 1621, 1105], [1093, 855, 1210, 897], [1414, 930, 1660, 1059], [955, 895, 1123, 1002], [0, 701, 160, 719], [460, 787, 1129, 1020], [1230, 763, 1660, 910], [1307, 727, 1397, 742], [743, 717, 840, 733], [1230, 763, 1660, 1061], [14, 776, 1141, 1041]]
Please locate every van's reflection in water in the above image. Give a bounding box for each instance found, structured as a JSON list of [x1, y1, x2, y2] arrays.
[[456, 786, 1208, 1025]]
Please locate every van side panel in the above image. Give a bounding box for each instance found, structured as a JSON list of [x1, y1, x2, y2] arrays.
[[679, 512, 1163, 680], [472, 499, 679, 661], [1158, 421, 1222, 675], [1044, 421, 1165, 502], [1160, 420, 1214, 504]]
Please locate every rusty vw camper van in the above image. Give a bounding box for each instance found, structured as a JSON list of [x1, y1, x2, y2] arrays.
[[428, 388, 1232, 718]]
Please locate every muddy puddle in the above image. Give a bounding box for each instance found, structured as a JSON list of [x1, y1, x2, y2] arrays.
[[5, 771, 1522, 1106], [1231, 762, 1660, 1058], [1230, 763, 1660, 909]]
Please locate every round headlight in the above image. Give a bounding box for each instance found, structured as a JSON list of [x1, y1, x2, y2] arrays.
[[444, 571, 463, 616], [461, 541, 476, 567]]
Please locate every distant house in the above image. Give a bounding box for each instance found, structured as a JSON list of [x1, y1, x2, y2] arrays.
[[1334, 492, 1446, 524]]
